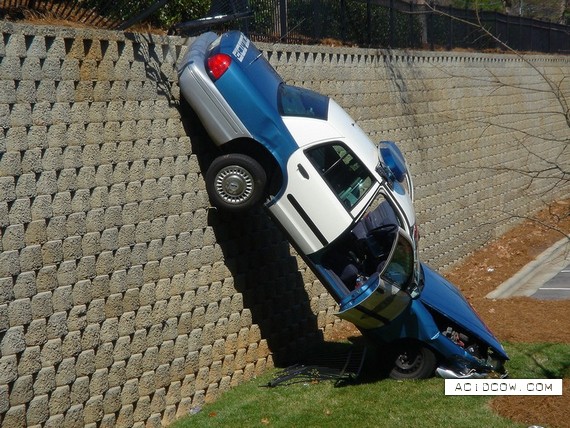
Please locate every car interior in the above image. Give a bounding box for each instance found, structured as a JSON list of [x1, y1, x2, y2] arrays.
[[318, 199, 400, 295]]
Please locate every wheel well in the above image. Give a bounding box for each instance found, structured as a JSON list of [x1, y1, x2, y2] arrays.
[[388, 338, 439, 379], [220, 138, 283, 197], [392, 338, 441, 360]]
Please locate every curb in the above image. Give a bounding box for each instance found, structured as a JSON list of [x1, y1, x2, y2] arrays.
[[486, 237, 570, 299]]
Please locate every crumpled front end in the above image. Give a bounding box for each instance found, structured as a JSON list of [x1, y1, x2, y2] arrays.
[[418, 263, 509, 378], [362, 262, 508, 379]]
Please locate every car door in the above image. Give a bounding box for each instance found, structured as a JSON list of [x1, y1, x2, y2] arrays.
[[269, 141, 379, 255], [269, 145, 353, 255], [336, 228, 416, 329], [336, 274, 411, 329]]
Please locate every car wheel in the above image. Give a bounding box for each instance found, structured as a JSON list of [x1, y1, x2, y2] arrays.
[[206, 154, 267, 212], [388, 341, 437, 380]]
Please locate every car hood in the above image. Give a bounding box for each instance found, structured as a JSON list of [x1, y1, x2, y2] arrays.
[[419, 263, 508, 360]]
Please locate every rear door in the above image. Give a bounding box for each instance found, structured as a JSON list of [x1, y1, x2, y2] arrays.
[[269, 146, 353, 255], [269, 141, 379, 255]]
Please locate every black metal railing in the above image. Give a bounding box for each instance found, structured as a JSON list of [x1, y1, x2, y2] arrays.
[[425, 5, 570, 53], [247, 0, 424, 48], [1, 0, 568, 54], [244, 0, 570, 54]]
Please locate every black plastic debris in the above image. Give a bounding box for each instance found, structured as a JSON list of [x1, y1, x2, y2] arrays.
[[266, 346, 367, 387]]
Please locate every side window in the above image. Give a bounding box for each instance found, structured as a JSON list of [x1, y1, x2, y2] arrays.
[[306, 143, 374, 210]]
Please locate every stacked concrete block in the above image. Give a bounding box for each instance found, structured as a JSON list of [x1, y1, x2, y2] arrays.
[[0, 22, 298, 428], [1, 20, 570, 427]]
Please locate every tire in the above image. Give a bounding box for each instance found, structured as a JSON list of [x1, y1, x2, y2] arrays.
[[205, 153, 267, 212], [388, 341, 437, 380]]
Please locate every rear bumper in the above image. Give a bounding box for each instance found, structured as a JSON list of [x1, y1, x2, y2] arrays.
[[177, 32, 251, 145]]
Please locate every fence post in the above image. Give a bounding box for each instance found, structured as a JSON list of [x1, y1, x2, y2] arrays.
[[340, 0, 346, 44], [519, 15, 523, 51], [312, 0, 322, 40], [428, 1, 434, 50], [418, 1, 428, 47], [389, 0, 394, 47], [367, 0, 372, 46], [529, 16, 536, 51], [548, 21, 552, 53], [409, 1, 414, 47], [447, 4, 453, 50], [279, 0, 287, 40]]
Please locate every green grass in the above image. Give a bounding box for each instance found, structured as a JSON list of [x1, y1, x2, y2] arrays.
[[170, 342, 570, 428]]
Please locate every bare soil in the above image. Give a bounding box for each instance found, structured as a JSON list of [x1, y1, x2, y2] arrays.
[[327, 200, 570, 428]]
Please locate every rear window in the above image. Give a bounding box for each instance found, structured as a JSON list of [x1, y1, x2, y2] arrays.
[[278, 84, 329, 119]]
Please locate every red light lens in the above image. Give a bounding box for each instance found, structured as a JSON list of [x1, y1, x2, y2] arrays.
[[207, 53, 232, 80]]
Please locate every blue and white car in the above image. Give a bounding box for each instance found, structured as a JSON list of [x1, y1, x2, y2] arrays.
[[178, 31, 508, 379]]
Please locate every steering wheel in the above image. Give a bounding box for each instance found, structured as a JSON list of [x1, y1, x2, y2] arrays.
[[364, 224, 398, 272]]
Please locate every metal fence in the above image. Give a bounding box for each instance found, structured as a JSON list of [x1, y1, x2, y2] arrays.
[[242, 0, 570, 54], [426, 5, 570, 54], [1, 0, 568, 53]]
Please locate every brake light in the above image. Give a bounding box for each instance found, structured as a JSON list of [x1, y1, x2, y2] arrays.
[[207, 53, 232, 80]]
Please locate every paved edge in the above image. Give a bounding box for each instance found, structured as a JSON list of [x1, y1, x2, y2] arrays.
[[486, 237, 570, 299]]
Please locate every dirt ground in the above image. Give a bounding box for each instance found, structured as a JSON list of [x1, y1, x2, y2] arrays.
[[445, 201, 570, 428], [327, 200, 570, 428]]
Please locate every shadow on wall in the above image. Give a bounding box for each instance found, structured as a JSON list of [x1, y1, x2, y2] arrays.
[[178, 99, 324, 365], [126, 31, 327, 364], [126, 32, 180, 105]]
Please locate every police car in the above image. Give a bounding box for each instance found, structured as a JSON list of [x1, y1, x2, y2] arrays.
[[178, 31, 508, 379]]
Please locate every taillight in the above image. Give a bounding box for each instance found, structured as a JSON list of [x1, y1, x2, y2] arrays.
[[207, 53, 232, 80]]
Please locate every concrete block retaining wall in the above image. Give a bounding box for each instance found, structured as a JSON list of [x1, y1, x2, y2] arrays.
[[1, 21, 569, 426]]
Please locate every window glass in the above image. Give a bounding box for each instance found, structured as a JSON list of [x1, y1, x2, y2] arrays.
[[278, 84, 329, 119], [381, 233, 414, 291], [306, 143, 374, 209]]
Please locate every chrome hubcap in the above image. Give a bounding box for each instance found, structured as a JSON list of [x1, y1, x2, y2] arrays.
[[215, 165, 254, 204]]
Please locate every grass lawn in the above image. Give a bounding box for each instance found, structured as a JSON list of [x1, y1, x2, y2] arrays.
[[169, 342, 570, 428]]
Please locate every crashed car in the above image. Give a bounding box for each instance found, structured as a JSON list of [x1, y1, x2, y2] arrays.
[[178, 31, 508, 379]]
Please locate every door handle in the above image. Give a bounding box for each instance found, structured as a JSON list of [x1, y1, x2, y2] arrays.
[[297, 164, 309, 179]]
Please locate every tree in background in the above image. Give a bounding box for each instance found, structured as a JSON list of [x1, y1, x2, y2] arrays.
[[446, 0, 569, 23], [0, 0, 211, 31], [151, 0, 210, 28], [428, 0, 569, 235]]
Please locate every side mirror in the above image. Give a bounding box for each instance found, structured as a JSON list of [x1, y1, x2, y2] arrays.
[[376, 141, 407, 183]]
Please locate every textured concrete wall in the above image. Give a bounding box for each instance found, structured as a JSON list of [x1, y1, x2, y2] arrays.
[[1, 21, 569, 427]]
